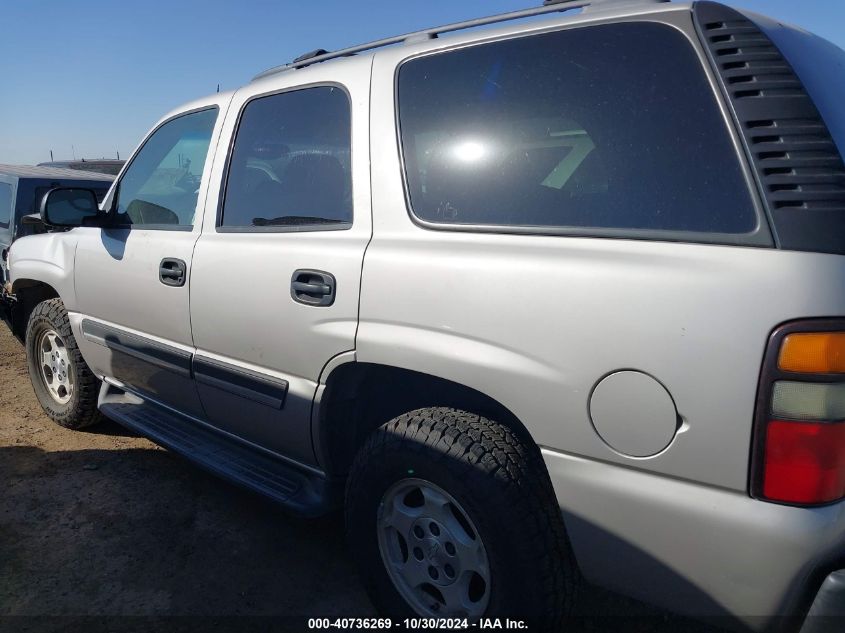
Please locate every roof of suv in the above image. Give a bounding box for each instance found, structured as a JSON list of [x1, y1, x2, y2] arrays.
[[252, 0, 688, 81]]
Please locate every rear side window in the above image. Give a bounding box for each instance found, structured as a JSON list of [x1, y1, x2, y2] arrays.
[[0, 183, 11, 228], [397, 22, 758, 237], [221, 86, 352, 229]]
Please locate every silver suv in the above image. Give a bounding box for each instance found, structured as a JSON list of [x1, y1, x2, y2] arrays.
[[8, 0, 845, 629]]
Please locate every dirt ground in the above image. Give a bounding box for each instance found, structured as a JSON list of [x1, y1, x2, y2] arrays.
[[0, 326, 722, 633]]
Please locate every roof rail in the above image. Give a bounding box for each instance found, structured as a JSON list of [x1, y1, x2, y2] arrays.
[[252, 0, 670, 81]]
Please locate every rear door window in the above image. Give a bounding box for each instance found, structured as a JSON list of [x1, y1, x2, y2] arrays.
[[397, 22, 760, 239], [221, 85, 352, 230]]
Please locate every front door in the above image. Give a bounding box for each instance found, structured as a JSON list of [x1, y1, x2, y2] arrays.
[[71, 104, 224, 417], [189, 67, 371, 465]]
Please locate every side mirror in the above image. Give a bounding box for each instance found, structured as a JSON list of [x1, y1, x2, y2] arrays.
[[40, 188, 103, 228], [20, 213, 43, 226]]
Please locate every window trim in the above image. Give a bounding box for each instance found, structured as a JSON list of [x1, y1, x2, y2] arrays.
[[109, 105, 220, 231], [216, 81, 354, 234], [393, 18, 773, 248]]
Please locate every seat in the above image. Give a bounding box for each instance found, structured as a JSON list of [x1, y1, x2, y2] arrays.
[[276, 153, 350, 222]]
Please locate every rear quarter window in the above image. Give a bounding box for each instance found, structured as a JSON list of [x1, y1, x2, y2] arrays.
[[397, 21, 760, 240]]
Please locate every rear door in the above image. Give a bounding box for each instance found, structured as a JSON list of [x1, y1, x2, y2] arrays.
[[189, 59, 372, 465], [71, 101, 226, 416]]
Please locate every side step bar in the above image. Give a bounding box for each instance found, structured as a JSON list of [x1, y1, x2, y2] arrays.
[[98, 382, 335, 518]]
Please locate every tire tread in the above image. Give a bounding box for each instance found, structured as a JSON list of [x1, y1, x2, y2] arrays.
[[25, 298, 102, 430], [346, 407, 576, 628]]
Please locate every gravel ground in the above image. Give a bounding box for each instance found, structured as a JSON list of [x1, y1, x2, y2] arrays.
[[0, 325, 723, 633]]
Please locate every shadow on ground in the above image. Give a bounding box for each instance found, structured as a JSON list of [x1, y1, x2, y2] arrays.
[[0, 439, 725, 633]]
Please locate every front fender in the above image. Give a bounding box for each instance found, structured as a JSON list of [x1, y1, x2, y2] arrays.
[[10, 233, 78, 309]]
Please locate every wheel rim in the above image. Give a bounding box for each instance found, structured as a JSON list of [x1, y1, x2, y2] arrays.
[[377, 478, 490, 618], [36, 328, 74, 405]]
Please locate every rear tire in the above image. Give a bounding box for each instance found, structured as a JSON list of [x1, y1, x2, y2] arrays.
[[25, 298, 102, 430], [345, 407, 577, 630]]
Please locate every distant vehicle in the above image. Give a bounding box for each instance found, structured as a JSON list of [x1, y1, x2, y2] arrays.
[[0, 164, 113, 291], [37, 159, 124, 176]]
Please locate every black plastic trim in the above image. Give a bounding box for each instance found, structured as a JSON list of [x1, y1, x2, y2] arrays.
[[159, 257, 187, 287], [193, 355, 288, 409], [98, 384, 333, 518], [694, 2, 845, 255], [105, 224, 194, 232], [800, 569, 845, 630], [80, 319, 192, 378], [290, 269, 336, 307], [216, 223, 351, 234]]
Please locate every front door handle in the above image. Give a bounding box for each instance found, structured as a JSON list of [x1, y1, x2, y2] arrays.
[[291, 269, 335, 306], [159, 258, 187, 287]]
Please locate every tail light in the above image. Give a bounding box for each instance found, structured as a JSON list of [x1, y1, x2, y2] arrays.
[[752, 321, 845, 506]]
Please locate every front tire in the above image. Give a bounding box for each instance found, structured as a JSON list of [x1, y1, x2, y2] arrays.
[[345, 407, 576, 630], [25, 298, 102, 429]]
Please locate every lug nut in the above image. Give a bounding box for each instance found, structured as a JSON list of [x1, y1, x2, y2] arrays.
[[428, 566, 439, 580], [445, 542, 456, 556], [429, 522, 440, 536], [444, 564, 455, 578], [413, 526, 424, 538], [413, 547, 424, 561]]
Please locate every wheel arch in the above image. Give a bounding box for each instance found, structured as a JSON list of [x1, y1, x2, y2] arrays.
[[314, 361, 540, 478], [9, 279, 60, 342]]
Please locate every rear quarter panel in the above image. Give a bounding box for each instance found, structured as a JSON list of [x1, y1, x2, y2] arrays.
[[361, 10, 845, 494]]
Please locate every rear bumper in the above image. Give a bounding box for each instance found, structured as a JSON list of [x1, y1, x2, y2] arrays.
[[542, 448, 845, 632], [800, 570, 845, 633]]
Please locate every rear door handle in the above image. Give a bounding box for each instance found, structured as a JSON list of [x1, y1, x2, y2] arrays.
[[291, 269, 335, 306], [159, 258, 187, 287]]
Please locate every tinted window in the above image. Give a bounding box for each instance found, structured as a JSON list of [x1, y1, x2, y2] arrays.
[[0, 183, 11, 228], [115, 108, 217, 228], [222, 86, 351, 228], [398, 23, 757, 235]]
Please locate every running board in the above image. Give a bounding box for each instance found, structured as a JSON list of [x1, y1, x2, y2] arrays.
[[98, 382, 335, 518]]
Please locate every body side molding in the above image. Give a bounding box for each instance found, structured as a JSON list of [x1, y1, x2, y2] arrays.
[[81, 318, 192, 378], [193, 354, 289, 409]]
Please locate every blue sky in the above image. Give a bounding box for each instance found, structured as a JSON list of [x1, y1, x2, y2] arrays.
[[1, 0, 842, 165]]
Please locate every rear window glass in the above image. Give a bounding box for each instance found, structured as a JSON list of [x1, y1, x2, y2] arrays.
[[397, 22, 758, 236]]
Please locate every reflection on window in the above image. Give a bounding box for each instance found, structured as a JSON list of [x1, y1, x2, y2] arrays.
[[222, 86, 352, 228], [398, 23, 757, 235], [114, 108, 217, 227]]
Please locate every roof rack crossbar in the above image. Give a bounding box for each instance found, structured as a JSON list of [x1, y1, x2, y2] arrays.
[[253, 0, 667, 81]]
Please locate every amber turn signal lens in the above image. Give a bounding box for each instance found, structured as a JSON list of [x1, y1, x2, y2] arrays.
[[778, 332, 845, 374]]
